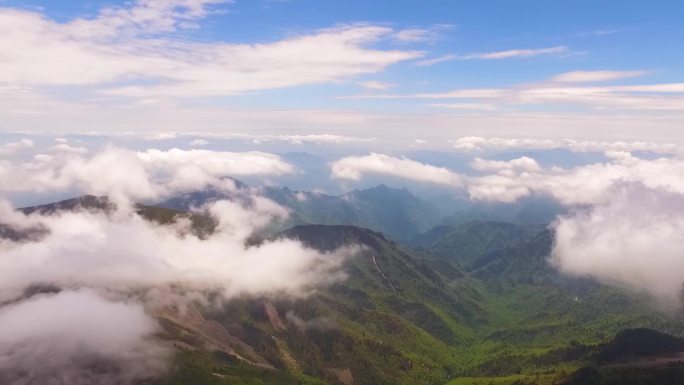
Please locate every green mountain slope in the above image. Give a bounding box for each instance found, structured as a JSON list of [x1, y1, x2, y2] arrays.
[[412, 221, 539, 271], [155, 222, 684, 385], [155, 224, 487, 385]]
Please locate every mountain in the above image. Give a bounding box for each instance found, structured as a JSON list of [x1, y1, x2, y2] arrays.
[[155, 223, 684, 385], [438, 195, 566, 227], [6, 195, 684, 385], [270, 185, 442, 242], [19, 194, 113, 214], [411, 221, 538, 271], [158, 224, 485, 385], [597, 328, 684, 364], [9, 195, 216, 238], [563, 329, 684, 385], [159, 183, 443, 242]]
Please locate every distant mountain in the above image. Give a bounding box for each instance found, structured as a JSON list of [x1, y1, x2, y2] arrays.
[[439, 195, 566, 226], [411, 221, 538, 271], [159, 182, 443, 242], [414, 220, 575, 286], [270, 184, 442, 242]]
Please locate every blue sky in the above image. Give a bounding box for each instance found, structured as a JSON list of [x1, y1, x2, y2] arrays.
[[0, 0, 683, 146]]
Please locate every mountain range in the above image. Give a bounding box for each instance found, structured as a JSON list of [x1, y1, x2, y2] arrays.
[[4, 183, 684, 385]]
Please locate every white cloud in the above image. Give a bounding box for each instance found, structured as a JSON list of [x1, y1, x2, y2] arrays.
[[458, 46, 568, 60], [0, 201, 351, 381], [416, 88, 507, 99], [574, 28, 630, 37], [328, 152, 684, 304], [113, 131, 375, 145], [450, 136, 679, 154], [67, 0, 231, 37], [146, 132, 178, 140], [551, 183, 684, 304], [393, 25, 453, 43], [428, 103, 497, 110], [327, 149, 684, 307], [0, 289, 168, 385], [359, 80, 396, 90], [340, 88, 506, 100], [3, 102, 683, 149], [415, 54, 458, 66], [0, 138, 34, 156], [51, 138, 89, 155], [0, 147, 294, 203], [328, 150, 684, 207], [332, 152, 684, 303], [340, 70, 684, 114], [470, 156, 541, 173], [467, 153, 684, 205], [212, 132, 376, 145], [0, 198, 350, 301], [330, 153, 463, 186], [451, 136, 561, 152], [0, 4, 420, 100], [550, 70, 647, 83], [415, 46, 567, 66], [617, 83, 684, 93], [514, 86, 684, 110], [394, 28, 436, 42], [139, 147, 294, 175]]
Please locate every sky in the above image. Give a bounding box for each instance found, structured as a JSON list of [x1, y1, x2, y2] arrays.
[[0, 0, 683, 146]]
